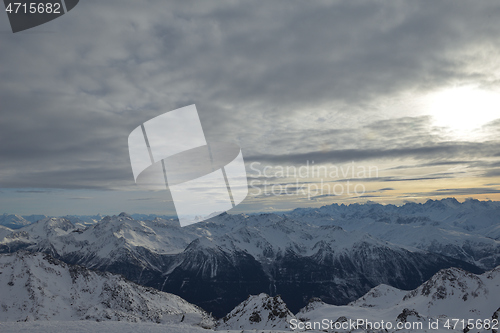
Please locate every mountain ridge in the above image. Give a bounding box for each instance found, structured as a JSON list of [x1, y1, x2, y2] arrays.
[[0, 205, 488, 317]]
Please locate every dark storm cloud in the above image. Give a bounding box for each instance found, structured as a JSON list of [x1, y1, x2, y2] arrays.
[[1, 0, 500, 192]]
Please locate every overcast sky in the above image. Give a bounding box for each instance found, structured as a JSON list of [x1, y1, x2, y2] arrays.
[[1, 0, 500, 216]]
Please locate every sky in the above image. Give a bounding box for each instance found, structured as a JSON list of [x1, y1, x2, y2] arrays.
[[1, 0, 500, 216]]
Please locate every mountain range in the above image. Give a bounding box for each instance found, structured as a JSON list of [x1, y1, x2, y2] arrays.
[[1, 198, 498, 317]]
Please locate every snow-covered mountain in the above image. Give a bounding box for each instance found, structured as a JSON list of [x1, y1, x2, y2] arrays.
[[0, 251, 214, 328], [0, 209, 484, 317], [130, 214, 177, 221], [217, 293, 295, 330], [287, 198, 500, 269], [0, 213, 31, 229], [297, 265, 500, 332], [288, 198, 500, 235], [0, 214, 196, 256], [62, 214, 105, 226], [21, 214, 48, 224], [290, 198, 500, 230], [167, 213, 482, 316]]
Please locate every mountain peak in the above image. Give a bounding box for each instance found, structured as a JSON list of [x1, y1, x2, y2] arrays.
[[404, 266, 486, 302], [24, 217, 75, 236], [186, 237, 219, 251], [218, 293, 295, 330]]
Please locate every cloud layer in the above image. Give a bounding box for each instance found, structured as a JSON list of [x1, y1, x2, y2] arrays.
[[1, 1, 500, 213]]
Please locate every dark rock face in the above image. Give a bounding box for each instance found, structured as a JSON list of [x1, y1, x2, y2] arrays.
[[397, 308, 422, 323], [152, 243, 270, 317], [62, 236, 482, 317]]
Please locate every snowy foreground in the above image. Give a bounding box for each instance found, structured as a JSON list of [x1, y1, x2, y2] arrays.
[[0, 321, 293, 333], [0, 321, 206, 333], [0, 321, 484, 333]]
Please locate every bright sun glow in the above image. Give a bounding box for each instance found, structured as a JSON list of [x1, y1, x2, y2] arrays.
[[422, 85, 500, 135]]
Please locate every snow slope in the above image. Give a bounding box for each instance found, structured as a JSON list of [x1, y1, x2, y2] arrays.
[[0, 321, 296, 333], [297, 265, 500, 331], [0, 251, 214, 328]]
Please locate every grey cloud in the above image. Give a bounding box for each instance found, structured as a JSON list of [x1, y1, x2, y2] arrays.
[[15, 190, 52, 193], [378, 187, 395, 191], [1, 0, 500, 196], [388, 160, 481, 170], [247, 142, 500, 165], [413, 188, 500, 196], [128, 197, 157, 201], [482, 169, 500, 178]]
